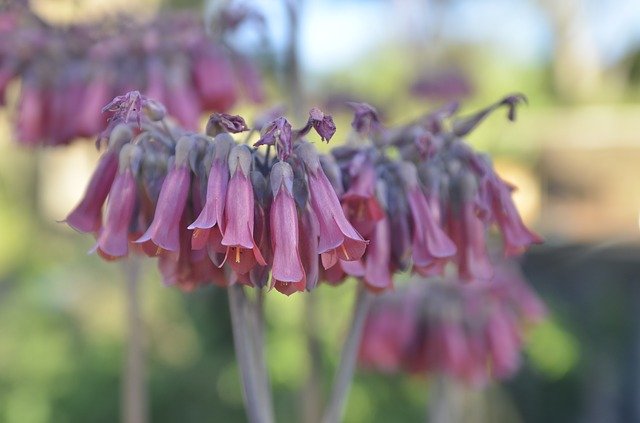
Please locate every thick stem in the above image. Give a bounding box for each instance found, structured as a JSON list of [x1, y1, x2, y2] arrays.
[[321, 284, 374, 423], [228, 285, 273, 423], [122, 257, 147, 423]]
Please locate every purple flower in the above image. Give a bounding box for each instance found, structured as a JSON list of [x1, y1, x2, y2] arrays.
[[136, 136, 194, 252], [296, 142, 368, 269], [347, 102, 382, 136], [66, 124, 133, 233], [399, 162, 456, 271], [221, 145, 266, 274], [270, 161, 306, 295], [298, 205, 320, 290], [188, 134, 235, 250], [295, 107, 336, 142], [91, 144, 141, 259], [205, 113, 248, 137], [102, 90, 165, 128], [482, 170, 542, 256], [363, 215, 393, 292], [254, 116, 293, 160], [341, 151, 384, 237]]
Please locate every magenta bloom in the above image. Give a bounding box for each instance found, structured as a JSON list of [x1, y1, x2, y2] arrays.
[[189, 134, 234, 250], [91, 145, 140, 259], [342, 152, 384, 237], [485, 172, 542, 256], [136, 137, 193, 252], [221, 145, 266, 274], [270, 161, 306, 295], [400, 162, 456, 271], [297, 142, 367, 269], [66, 125, 133, 233], [363, 216, 393, 292], [298, 206, 320, 290]]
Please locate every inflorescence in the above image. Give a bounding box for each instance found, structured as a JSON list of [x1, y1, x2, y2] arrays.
[[0, 7, 263, 146], [66, 91, 541, 295], [359, 262, 546, 385]]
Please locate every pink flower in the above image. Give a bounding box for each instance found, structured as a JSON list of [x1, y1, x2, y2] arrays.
[[399, 162, 456, 272], [220, 145, 266, 274], [189, 134, 234, 250], [270, 161, 306, 295], [296, 142, 367, 269], [91, 144, 141, 260], [342, 151, 384, 237], [363, 215, 393, 292], [66, 124, 133, 233], [136, 136, 194, 252], [298, 206, 320, 290]]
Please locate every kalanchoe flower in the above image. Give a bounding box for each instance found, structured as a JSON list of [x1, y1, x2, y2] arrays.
[[91, 144, 141, 260], [205, 112, 248, 137], [347, 102, 383, 136], [65, 124, 133, 233], [269, 161, 306, 295], [136, 136, 194, 253], [298, 206, 320, 290], [221, 145, 266, 274], [452, 93, 527, 136], [448, 171, 493, 281], [296, 142, 367, 269], [399, 162, 456, 274], [341, 150, 385, 237], [483, 169, 543, 256], [254, 116, 293, 160], [295, 107, 336, 142], [189, 134, 235, 250], [102, 90, 165, 128]]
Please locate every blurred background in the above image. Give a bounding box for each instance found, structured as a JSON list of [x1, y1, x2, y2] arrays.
[[1, 0, 640, 422]]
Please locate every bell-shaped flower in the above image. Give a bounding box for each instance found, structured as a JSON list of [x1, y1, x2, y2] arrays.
[[189, 134, 235, 250], [91, 144, 141, 260], [136, 136, 194, 252], [270, 161, 306, 295], [66, 124, 133, 233], [399, 162, 456, 272], [220, 145, 266, 274], [341, 151, 384, 237], [296, 142, 367, 269]]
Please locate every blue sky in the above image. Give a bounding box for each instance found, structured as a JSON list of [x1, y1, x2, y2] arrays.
[[244, 0, 640, 73]]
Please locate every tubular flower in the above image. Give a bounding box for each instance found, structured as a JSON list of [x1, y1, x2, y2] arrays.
[[136, 136, 194, 253], [189, 134, 234, 250], [65, 124, 133, 233], [269, 161, 306, 295], [221, 145, 266, 274], [399, 162, 456, 273], [358, 262, 547, 385], [68, 91, 540, 296], [296, 142, 368, 269], [91, 144, 141, 260]]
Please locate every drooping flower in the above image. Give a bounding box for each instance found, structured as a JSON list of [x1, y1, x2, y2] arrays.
[[220, 145, 266, 274], [269, 161, 306, 295], [254, 116, 293, 160], [189, 134, 235, 250], [91, 144, 141, 260], [341, 150, 385, 237], [136, 136, 194, 253], [66, 124, 133, 233], [399, 162, 456, 274], [296, 142, 367, 269]]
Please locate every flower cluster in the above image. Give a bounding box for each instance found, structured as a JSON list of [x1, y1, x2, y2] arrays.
[[0, 7, 263, 146], [67, 91, 540, 295], [358, 263, 547, 386]]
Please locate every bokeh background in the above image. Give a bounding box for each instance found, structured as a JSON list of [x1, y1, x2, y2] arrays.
[[1, 0, 640, 422]]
